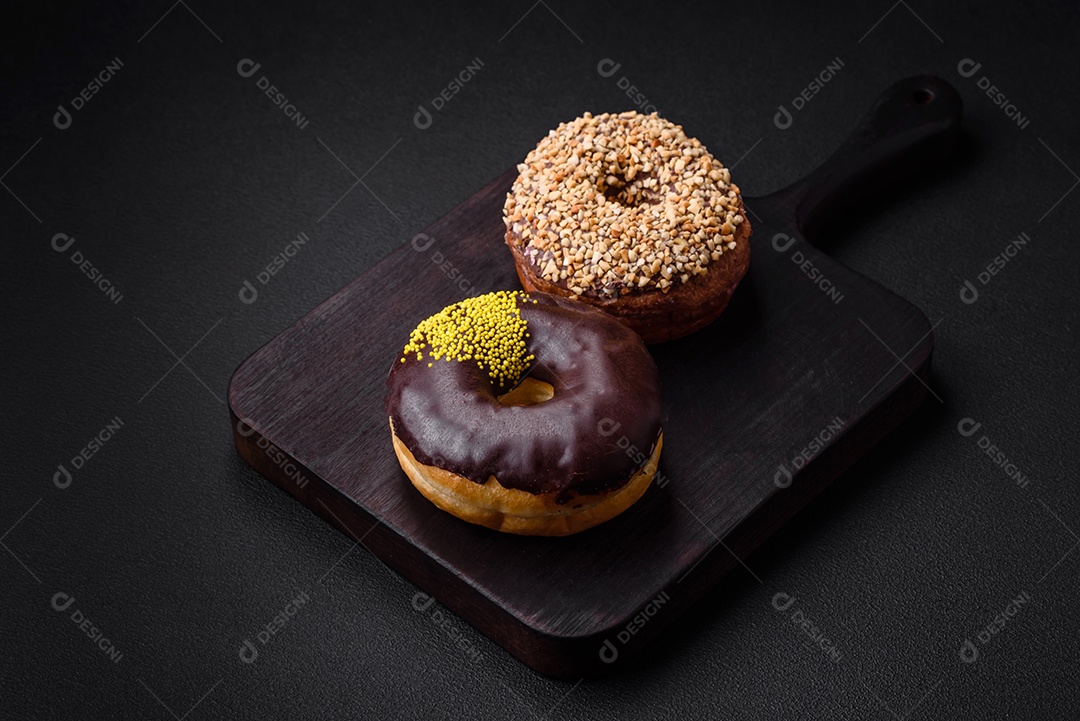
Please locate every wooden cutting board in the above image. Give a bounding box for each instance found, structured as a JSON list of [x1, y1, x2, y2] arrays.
[[229, 76, 962, 679]]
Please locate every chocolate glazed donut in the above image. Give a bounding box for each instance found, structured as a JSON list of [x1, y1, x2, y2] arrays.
[[386, 291, 663, 536]]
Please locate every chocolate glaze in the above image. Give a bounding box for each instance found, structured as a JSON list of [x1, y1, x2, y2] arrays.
[[386, 293, 662, 499]]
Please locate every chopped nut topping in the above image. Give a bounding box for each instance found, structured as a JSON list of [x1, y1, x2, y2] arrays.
[[504, 111, 744, 296]]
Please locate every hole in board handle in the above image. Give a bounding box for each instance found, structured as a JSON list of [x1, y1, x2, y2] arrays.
[[912, 88, 934, 105]]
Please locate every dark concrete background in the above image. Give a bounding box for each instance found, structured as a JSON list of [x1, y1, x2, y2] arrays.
[[4, 1, 1077, 718]]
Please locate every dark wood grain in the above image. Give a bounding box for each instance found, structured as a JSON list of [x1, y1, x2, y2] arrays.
[[228, 76, 962, 678]]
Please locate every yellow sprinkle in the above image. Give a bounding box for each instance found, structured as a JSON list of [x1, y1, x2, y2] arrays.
[[401, 291, 534, 388]]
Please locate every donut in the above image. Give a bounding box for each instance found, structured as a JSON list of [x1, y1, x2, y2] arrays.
[[503, 111, 751, 344], [385, 290, 663, 536]]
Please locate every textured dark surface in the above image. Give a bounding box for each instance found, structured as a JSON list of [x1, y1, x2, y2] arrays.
[[4, 1, 1078, 718]]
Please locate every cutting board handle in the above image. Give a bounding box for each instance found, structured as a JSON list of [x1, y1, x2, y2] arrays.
[[769, 75, 963, 242]]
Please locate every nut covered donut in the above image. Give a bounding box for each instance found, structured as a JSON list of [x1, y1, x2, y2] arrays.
[[503, 111, 751, 344], [385, 290, 663, 536]]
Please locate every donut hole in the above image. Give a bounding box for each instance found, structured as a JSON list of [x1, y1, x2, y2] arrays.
[[497, 377, 555, 406], [600, 172, 655, 208]]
